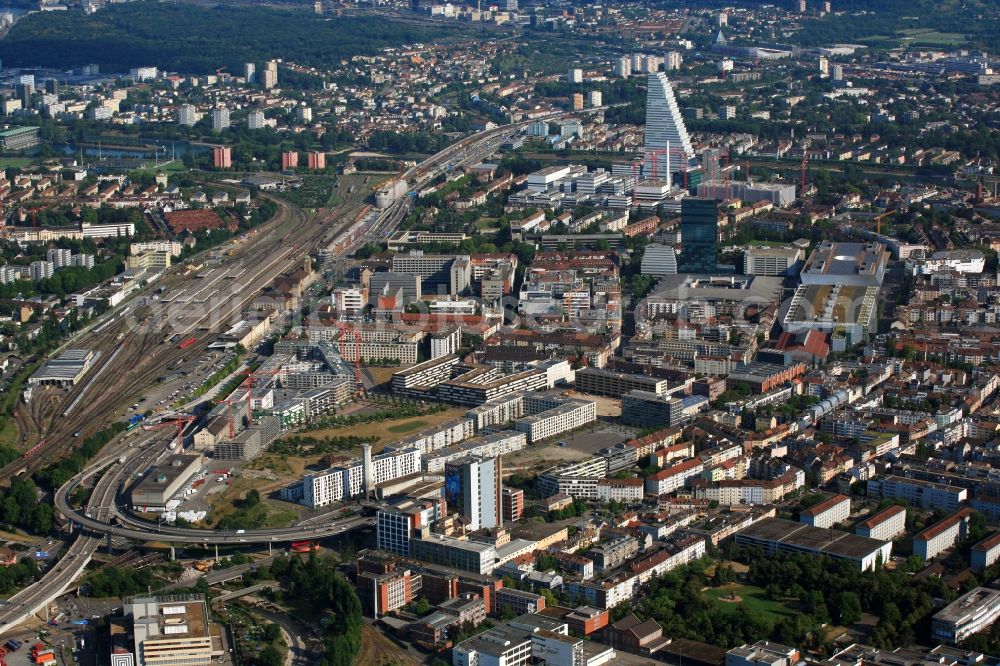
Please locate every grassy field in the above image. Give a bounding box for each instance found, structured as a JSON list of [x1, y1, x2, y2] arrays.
[[898, 28, 967, 45], [703, 584, 798, 622], [0, 157, 34, 169], [204, 477, 298, 528], [288, 407, 467, 452], [0, 419, 19, 449]]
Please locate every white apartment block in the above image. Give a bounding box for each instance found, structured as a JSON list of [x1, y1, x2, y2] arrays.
[[514, 399, 597, 443], [302, 447, 421, 507], [799, 494, 850, 529], [466, 393, 527, 431], [422, 431, 527, 474], [856, 505, 906, 541], [394, 418, 475, 454], [915, 509, 972, 561], [596, 479, 644, 502], [645, 459, 704, 496], [867, 476, 967, 512]]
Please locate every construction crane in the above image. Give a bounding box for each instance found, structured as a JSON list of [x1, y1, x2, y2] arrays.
[[236, 367, 282, 427], [217, 395, 242, 439], [143, 415, 196, 449], [333, 323, 365, 395]]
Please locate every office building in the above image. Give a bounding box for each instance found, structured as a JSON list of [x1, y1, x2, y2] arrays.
[[453, 625, 533, 666], [743, 246, 804, 276], [727, 642, 800, 666], [410, 533, 497, 575], [640, 243, 678, 276], [176, 104, 197, 126], [679, 198, 718, 274], [644, 72, 694, 180], [124, 594, 223, 666], [932, 587, 1000, 644], [211, 108, 229, 131], [446, 456, 501, 531], [376, 497, 443, 557], [575, 367, 669, 398]]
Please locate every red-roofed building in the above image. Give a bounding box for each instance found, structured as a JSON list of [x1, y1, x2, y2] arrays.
[[856, 505, 907, 541], [800, 494, 851, 528], [915, 508, 974, 561]]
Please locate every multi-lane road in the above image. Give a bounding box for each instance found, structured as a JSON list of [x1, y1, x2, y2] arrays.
[[0, 119, 549, 636]]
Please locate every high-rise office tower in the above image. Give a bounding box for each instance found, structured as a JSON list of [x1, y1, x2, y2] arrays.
[[679, 198, 719, 274], [444, 456, 501, 532], [644, 72, 694, 181]]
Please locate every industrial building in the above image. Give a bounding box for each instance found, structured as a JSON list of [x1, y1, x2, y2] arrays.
[[29, 349, 95, 387], [799, 241, 889, 287], [734, 517, 891, 571], [123, 594, 224, 666], [130, 454, 204, 512]]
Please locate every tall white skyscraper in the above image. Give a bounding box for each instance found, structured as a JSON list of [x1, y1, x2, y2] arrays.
[[644, 72, 693, 181], [445, 456, 501, 532]]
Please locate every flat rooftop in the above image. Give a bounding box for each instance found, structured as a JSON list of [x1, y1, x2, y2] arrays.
[[802, 241, 887, 278], [738, 517, 887, 560]]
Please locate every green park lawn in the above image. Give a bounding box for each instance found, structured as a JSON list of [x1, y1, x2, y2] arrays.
[[702, 584, 799, 622]]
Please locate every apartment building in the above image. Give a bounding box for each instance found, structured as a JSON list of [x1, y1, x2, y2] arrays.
[[465, 393, 527, 430], [300, 447, 421, 507], [867, 476, 968, 512], [799, 494, 850, 529], [410, 533, 497, 575], [645, 459, 705, 496], [855, 505, 907, 541], [538, 457, 608, 499], [514, 399, 597, 443], [421, 431, 527, 474], [596, 478, 645, 502], [587, 537, 639, 571], [914, 508, 973, 561], [971, 531, 1000, 571], [391, 355, 460, 393]]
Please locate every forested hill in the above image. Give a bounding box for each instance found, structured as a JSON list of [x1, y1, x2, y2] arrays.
[[0, 2, 455, 73]]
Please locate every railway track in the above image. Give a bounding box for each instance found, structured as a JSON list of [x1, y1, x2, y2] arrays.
[[0, 197, 332, 483]]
